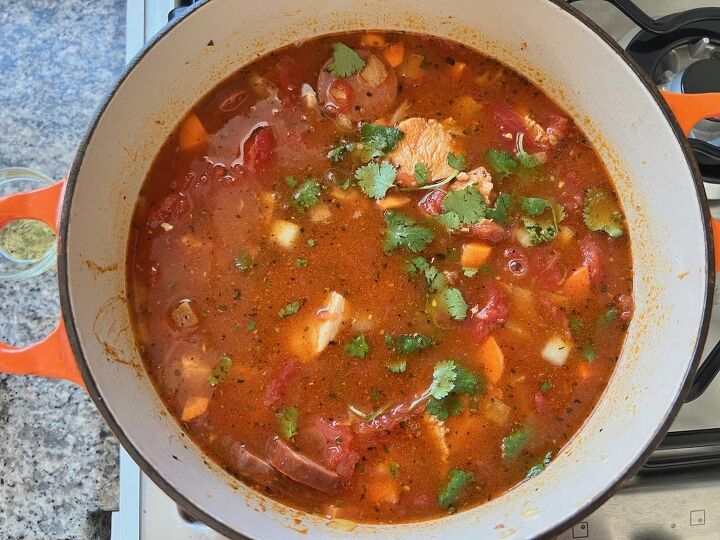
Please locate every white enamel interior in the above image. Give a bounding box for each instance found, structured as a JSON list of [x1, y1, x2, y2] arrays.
[[62, 0, 710, 538]]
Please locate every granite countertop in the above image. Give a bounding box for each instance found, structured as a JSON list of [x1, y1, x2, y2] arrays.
[[0, 1, 125, 538]]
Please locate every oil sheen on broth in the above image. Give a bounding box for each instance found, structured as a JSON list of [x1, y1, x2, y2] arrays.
[[127, 32, 633, 524]]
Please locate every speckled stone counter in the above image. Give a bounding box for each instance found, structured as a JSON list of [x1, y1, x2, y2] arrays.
[[0, 1, 124, 538]]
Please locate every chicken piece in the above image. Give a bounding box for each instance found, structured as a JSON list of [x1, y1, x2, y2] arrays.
[[524, 115, 558, 148], [287, 291, 349, 361], [422, 413, 449, 462], [451, 166, 493, 203], [389, 118, 461, 185]]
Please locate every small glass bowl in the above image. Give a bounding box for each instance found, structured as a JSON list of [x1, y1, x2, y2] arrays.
[[0, 167, 58, 281]]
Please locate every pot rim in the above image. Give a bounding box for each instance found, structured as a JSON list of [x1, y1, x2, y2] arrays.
[[57, 0, 715, 538]]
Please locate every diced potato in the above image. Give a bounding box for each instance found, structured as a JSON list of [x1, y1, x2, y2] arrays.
[[452, 95, 483, 123], [270, 220, 300, 249], [330, 187, 361, 202], [422, 414, 449, 462], [178, 113, 208, 152], [561, 267, 591, 302], [364, 465, 400, 505], [558, 225, 575, 245], [181, 354, 211, 380], [309, 203, 332, 223], [383, 42, 405, 68], [259, 191, 276, 222], [376, 195, 410, 210], [170, 300, 199, 329], [461, 242, 492, 268], [180, 234, 203, 249], [398, 53, 424, 79], [361, 33, 386, 48], [478, 336, 504, 384], [181, 396, 209, 421], [360, 55, 388, 87], [542, 335, 573, 366], [484, 398, 510, 426]]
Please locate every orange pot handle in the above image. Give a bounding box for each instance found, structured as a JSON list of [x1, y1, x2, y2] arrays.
[[662, 91, 720, 273], [0, 180, 83, 386]]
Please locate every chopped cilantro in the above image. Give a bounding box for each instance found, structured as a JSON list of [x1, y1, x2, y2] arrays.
[[429, 360, 458, 400], [387, 360, 407, 373], [355, 162, 397, 199], [279, 300, 302, 319], [389, 462, 400, 477], [246, 320, 257, 331], [540, 380, 553, 393], [569, 314, 581, 334], [486, 192, 512, 224], [437, 211, 462, 230], [502, 427, 532, 460], [521, 197, 550, 216], [486, 149, 518, 176], [441, 186, 486, 227], [275, 406, 299, 439], [284, 175, 298, 188], [405, 256, 430, 274], [453, 364, 480, 394], [443, 288, 468, 320], [327, 140, 355, 162], [414, 162, 429, 185], [292, 180, 322, 210], [235, 254, 253, 271], [583, 187, 624, 238], [345, 335, 370, 358], [523, 219, 558, 245], [384, 333, 394, 346], [384, 211, 435, 253], [327, 42, 366, 78], [370, 387, 382, 403], [425, 394, 463, 421], [306, 239, 316, 247], [582, 345, 596, 361], [599, 307, 617, 326], [526, 451, 553, 479], [517, 152, 541, 168], [447, 152, 468, 172], [406, 256, 445, 291], [294, 258, 308, 267], [478, 262, 496, 276], [208, 354, 232, 387], [438, 468, 473, 508], [394, 333, 432, 355], [360, 123, 404, 158]]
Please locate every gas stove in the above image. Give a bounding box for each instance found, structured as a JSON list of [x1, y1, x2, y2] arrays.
[[115, 1, 720, 538]]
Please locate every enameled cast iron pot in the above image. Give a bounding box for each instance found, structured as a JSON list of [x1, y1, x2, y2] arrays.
[[2, 0, 720, 538]]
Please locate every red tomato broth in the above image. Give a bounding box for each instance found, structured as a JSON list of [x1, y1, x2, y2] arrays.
[[127, 32, 632, 524]]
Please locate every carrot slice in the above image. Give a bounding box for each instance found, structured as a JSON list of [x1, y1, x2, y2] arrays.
[[377, 194, 410, 210], [461, 242, 492, 268], [478, 336, 504, 384], [383, 42, 405, 68], [181, 396, 209, 421], [178, 113, 209, 151], [361, 33, 386, 48], [448, 61, 467, 80], [561, 266, 591, 301]]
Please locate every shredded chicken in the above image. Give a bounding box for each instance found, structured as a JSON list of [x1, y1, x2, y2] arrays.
[[451, 166, 493, 203], [389, 117, 461, 185], [523, 115, 558, 147], [422, 413, 449, 462]]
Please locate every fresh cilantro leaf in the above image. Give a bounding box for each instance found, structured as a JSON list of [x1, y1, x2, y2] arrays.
[[424, 265, 447, 293], [235, 254, 253, 271], [442, 187, 486, 226], [370, 387, 382, 403], [327, 140, 355, 162], [522, 219, 558, 245], [414, 162, 429, 185], [583, 187, 624, 238], [438, 468, 473, 508], [208, 354, 232, 387], [295, 258, 308, 267], [569, 314, 581, 334], [453, 364, 480, 395], [444, 288, 468, 320], [284, 175, 298, 188], [246, 320, 257, 331], [293, 180, 322, 210], [478, 262, 496, 276], [279, 300, 302, 319], [387, 360, 407, 373], [526, 452, 553, 479], [540, 380, 553, 393], [345, 335, 370, 358], [486, 192, 512, 224], [306, 239, 316, 247], [384, 333, 394, 346], [425, 395, 463, 421], [429, 360, 457, 400], [599, 307, 617, 326], [521, 197, 550, 216], [405, 256, 430, 274], [437, 211, 462, 230], [463, 267, 479, 277], [517, 152, 540, 168], [384, 211, 435, 253], [395, 334, 432, 355], [486, 149, 518, 176], [327, 43, 366, 78], [389, 462, 400, 477], [360, 123, 404, 158], [502, 427, 532, 460], [447, 151, 468, 172], [355, 162, 397, 199], [275, 406, 299, 439], [582, 346, 596, 361]]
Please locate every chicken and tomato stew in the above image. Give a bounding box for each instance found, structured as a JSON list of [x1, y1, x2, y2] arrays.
[[127, 32, 633, 524]]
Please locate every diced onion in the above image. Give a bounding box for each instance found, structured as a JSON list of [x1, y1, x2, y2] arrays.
[[309, 203, 332, 223], [270, 220, 300, 249], [542, 335, 573, 366], [300, 83, 318, 109]]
